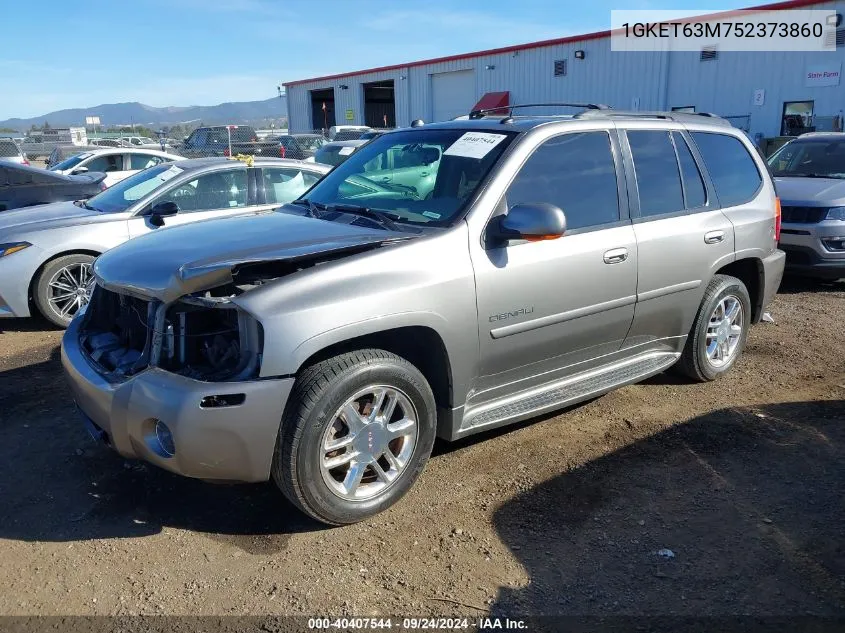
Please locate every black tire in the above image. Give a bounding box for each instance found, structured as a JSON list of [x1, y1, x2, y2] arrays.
[[272, 348, 437, 526], [677, 274, 752, 382], [34, 253, 96, 328]]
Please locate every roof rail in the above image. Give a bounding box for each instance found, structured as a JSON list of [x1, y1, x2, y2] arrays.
[[574, 109, 731, 126], [468, 102, 612, 120]]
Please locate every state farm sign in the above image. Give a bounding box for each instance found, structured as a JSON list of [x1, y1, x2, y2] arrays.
[[805, 62, 841, 87]]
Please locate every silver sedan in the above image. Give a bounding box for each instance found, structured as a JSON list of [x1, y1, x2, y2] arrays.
[[0, 157, 329, 327]]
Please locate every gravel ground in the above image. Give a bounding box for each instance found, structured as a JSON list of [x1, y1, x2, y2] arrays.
[[0, 277, 843, 618]]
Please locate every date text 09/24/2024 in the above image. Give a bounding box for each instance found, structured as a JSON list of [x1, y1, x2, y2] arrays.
[[307, 617, 528, 630]]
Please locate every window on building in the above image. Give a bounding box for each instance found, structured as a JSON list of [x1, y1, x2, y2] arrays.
[[504, 131, 620, 231], [781, 101, 815, 136], [691, 132, 762, 207], [700, 46, 718, 61], [553, 60, 567, 77], [627, 130, 684, 217]]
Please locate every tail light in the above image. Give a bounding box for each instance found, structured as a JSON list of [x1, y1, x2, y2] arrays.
[[279, 145, 286, 158], [223, 148, 230, 157], [22, 159, 30, 166], [99, 181, 108, 191], [774, 197, 782, 242]]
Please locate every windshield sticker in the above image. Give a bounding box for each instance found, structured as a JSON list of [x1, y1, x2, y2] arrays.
[[338, 146, 355, 156], [422, 211, 441, 219], [443, 132, 507, 159], [159, 165, 184, 182]]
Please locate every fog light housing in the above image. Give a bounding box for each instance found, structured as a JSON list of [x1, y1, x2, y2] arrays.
[[154, 420, 175, 457]]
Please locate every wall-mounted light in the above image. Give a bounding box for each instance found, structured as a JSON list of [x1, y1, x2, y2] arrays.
[[574, 50, 586, 60], [485, 64, 496, 70], [400, 75, 407, 80], [339, 84, 349, 90]]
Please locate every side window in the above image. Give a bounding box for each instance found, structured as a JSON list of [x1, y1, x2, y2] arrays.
[[129, 154, 166, 170], [263, 168, 320, 204], [85, 154, 125, 173], [155, 169, 248, 212], [691, 132, 762, 207], [504, 131, 620, 231], [672, 132, 707, 209], [627, 130, 684, 217]]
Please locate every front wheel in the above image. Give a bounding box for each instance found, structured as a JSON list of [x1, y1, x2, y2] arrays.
[[272, 349, 437, 525], [677, 274, 751, 382], [34, 253, 96, 328]]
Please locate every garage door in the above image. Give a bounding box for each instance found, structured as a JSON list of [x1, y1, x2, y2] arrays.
[[431, 70, 476, 122]]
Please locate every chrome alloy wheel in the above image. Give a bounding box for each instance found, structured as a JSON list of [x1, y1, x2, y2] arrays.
[[705, 295, 744, 368], [320, 385, 418, 501], [47, 262, 94, 320]]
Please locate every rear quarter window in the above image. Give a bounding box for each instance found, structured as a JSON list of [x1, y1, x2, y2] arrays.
[[690, 132, 762, 207]]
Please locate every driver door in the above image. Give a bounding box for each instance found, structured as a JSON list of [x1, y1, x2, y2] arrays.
[[127, 167, 252, 237]]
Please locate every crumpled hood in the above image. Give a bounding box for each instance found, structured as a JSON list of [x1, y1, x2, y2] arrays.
[[0, 200, 109, 234], [93, 209, 414, 303], [774, 176, 845, 206]]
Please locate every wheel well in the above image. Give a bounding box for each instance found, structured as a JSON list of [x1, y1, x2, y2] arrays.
[[297, 327, 453, 409], [715, 258, 764, 322], [28, 250, 101, 305]]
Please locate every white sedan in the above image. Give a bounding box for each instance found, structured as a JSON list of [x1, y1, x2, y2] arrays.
[[48, 148, 183, 187]]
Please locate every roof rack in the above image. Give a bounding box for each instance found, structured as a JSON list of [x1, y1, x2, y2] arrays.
[[574, 110, 731, 126], [468, 102, 612, 120]]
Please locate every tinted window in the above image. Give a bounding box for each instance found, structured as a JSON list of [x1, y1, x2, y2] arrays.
[[154, 169, 248, 212], [672, 132, 707, 208], [691, 132, 762, 207], [263, 168, 321, 204], [129, 154, 167, 170], [767, 139, 845, 178], [627, 130, 684, 217], [505, 132, 619, 231], [86, 154, 124, 172]]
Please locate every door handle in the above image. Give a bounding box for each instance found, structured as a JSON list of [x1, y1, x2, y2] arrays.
[[704, 230, 725, 244], [603, 247, 628, 264]]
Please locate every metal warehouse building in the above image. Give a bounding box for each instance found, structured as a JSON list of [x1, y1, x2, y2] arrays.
[[285, 0, 845, 142]]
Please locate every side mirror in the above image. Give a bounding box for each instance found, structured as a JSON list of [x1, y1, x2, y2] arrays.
[[72, 166, 89, 175], [491, 202, 566, 244], [148, 201, 179, 227]]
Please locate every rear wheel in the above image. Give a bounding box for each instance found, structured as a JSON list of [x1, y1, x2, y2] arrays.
[[34, 253, 96, 328], [272, 349, 437, 525], [677, 274, 751, 382]]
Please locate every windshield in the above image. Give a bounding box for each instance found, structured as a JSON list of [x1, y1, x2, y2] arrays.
[[49, 153, 90, 171], [296, 136, 326, 150], [83, 163, 184, 213], [768, 139, 845, 178], [304, 128, 516, 226]]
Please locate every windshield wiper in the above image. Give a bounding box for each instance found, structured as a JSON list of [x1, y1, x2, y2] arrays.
[[290, 198, 327, 218], [780, 172, 844, 179], [327, 204, 402, 231], [81, 201, 102, 212]]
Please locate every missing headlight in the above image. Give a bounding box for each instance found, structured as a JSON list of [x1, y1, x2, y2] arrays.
[[159, 302, 263, 382]]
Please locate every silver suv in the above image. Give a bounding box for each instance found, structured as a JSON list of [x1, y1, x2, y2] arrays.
[[768, 132, 845, 280], [62, 106, 785, 525]]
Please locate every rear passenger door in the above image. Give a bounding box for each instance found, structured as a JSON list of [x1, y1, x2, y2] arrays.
[[621, 127, 735, 351]]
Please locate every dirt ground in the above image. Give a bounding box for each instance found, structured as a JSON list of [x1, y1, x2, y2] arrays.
[[0, 277, 843, 619]]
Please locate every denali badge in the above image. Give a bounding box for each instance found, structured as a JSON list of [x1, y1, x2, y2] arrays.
[[489, 307, 534, 322]]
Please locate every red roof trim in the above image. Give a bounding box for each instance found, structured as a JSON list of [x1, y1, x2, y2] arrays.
[[283, 0, 827, 87]]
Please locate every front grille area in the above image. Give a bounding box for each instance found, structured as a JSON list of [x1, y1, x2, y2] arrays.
[[781, 206, 828, 224], [80, 286, 154, 378]]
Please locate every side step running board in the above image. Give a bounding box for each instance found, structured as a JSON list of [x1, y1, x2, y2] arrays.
[[458, 351, 679, 437]]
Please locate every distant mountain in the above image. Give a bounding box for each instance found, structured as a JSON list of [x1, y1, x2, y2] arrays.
[[0, 97, 287, 131]]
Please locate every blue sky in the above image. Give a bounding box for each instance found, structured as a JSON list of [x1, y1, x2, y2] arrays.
[[0, 0, 743, 119]]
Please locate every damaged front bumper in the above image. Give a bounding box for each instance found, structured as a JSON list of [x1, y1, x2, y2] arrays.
[[61, 295, 293, 483]]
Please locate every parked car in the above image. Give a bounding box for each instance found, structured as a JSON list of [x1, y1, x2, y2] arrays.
[[0, 157, 329, 326], [61, 108, 784, 526], [314, 139, 368, 166], [328, 125, 372, 140], [45, 145, 101, 169], [0, 162, 106, 212], [49, 148, 183, 187], [180, 125, 280, 158], [767, 132, 845, 280], [0, 138, 28, 165], [273, 134, 327, 161], [89, 139, 124, 148]]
